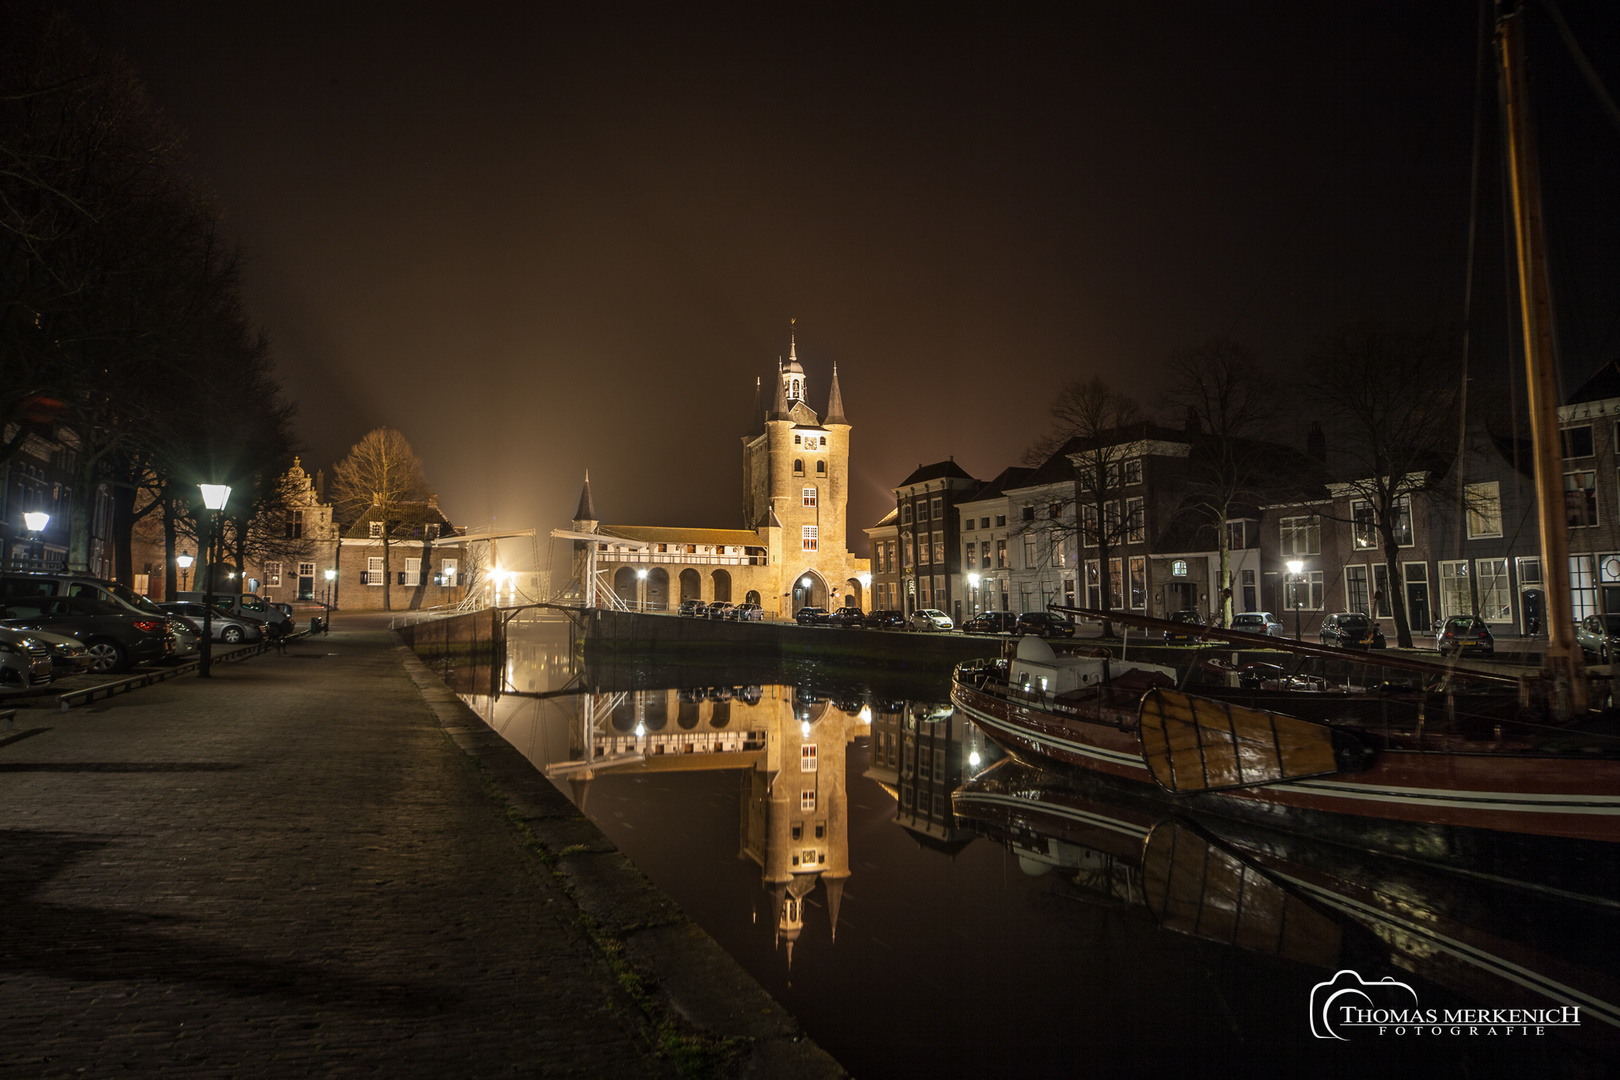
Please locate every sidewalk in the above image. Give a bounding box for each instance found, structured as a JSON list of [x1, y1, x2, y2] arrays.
[[0, 615, 842, 1078]]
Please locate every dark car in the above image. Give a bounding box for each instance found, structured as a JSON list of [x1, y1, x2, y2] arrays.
[[0, 595, 174, 673], [1015, 611, 1075, 638], [825, 606, 865, 628], [864, 609, 906, 630], [1163, 609, 1207, 643], [1319, 612, 1387, 650], [961, 611, 1019, 635], [1576, 614, 1620, 661], [795, 606, 830, 626], [704, 601, 736, 620], [158, 602, 268, 645], [677, 598, 706, 618], [1437, 615, 1495, 657]]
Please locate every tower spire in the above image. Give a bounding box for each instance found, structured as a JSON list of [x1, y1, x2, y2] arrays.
[[573, 470, 597, 525], [824, 361, 848, 425]]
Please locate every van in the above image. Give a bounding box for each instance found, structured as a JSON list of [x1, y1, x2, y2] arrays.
[[177, 591, 293, 637], [0, 571, 166, 618]]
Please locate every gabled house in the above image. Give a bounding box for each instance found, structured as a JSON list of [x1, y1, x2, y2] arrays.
[[338, 496, 470, 610], [956, 466, 1034, 618], [893, 459, 980, 622]]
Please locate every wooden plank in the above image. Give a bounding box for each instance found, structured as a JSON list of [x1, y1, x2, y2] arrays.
[[1140, 689, 1341, 793]]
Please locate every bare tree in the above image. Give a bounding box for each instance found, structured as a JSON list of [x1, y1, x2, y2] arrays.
[[1027, 376, 1144, 636], [1162, 337, 1275, 627], [331, 428, 431, 610], [1300, 324, 1460, 648]]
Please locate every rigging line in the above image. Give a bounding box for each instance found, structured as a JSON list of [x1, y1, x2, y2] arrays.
[[1542, 0, 1620, 138], [1455, 0, 1492, 607]]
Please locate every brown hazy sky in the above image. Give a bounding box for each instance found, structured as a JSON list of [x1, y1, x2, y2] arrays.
[[59, 1, 1620, 560]]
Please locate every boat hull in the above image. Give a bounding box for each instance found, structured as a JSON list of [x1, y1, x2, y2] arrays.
[[951, 679, 1620, 845]]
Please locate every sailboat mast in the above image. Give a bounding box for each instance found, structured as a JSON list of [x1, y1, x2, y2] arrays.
[[1495, 0, 1586, 710]]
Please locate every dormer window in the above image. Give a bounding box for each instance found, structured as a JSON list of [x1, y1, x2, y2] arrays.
[[426, 523, 439, 540], [369, 521, 382, 538]]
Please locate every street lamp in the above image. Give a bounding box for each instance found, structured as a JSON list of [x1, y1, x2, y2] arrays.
[[176, 550, 194, 592], [636, 567, 648, 611], [198, 483, 232, 678], [1286, 559, 1304, 641], [324, 568, 336, 634], [22, 511, 49, 567], [968, 572, 981, 616]]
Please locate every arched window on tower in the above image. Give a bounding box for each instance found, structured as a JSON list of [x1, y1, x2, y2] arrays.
[[816, 461, 826, 475], [791, 379, 800, 398], [794, 459, 805, 475]]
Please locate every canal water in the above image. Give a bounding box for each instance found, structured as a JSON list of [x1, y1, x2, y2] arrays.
[[445, 617, 1619, 1078]]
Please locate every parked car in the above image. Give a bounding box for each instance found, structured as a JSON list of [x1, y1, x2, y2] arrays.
[[1576, 614, 1620, 662], [159, 602, 267, 645], [0, 595, 174, 673], [911, 608, 954, 632], [1163, 609, 1207, 643], [1015, 611, 1075, 639], [1437, 615, 1495, 657], [1230, 611, 1286, 638], [733, 602, 765, 622], [864, 609, 906, 630], [16, 626, 94, 674], [677, 598, 707, 618], [165, 616, 201, 661], [177, 592, 292, 637], [795, 606, 830, 626], [961, 611, 1019, 635], [0, 626, 53, 688], [704, 601, 736, 620], [1319, 612, 1387, 649], [825, 606, 865, 628]]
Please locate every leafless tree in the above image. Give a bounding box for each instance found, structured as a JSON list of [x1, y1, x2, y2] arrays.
[[1026, 376, 1144, 636], [331, 428, 431, 610], [1300, 323, 1460, 647], [1162, 337, 1275, 627]]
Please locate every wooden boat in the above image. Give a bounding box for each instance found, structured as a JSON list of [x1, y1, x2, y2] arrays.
[[950, 628, 1620, 846], [951, 761, 1620, 1054]]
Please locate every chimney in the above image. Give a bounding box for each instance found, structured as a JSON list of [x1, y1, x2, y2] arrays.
[[1307, 422, 1327, 463]]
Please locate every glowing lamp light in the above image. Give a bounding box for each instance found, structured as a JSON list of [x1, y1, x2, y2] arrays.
[[324, 568, 336, 581], [636, 568, 648, 580], [634, 722, 646, 738], [199, 484, 232, 512], [858, 705, 872, 724], [1286, 559, 1304, 575], [800, 577, 810, 588], [175, 551, 194, 570], [22, 511, 49, 532], [969, 750, 982, 768], [968, 572, 981, 588], [857, 571, 871, 588], [800, 721, 811, 737]]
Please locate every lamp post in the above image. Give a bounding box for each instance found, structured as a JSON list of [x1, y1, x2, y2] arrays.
[[22, 511, 50, 568], [176, 550, 194, 593], [198, 484, 232, 678], [1286, 559, 1304, 641], [324, 568, 336, 634], [968, 572, 981, 617], [636, 567, 648, 611]]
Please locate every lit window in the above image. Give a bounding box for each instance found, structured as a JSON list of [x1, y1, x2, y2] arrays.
[[264, 561, 282, 586], [800, 789, 816, 811], [1466, 482, 1502, 538], [801, 745, 817, 772], [1280, 515, 1321, 556], [1172, 559, 1188, 577], [803, 487, 817, 507], [802, 525, 819, 552]]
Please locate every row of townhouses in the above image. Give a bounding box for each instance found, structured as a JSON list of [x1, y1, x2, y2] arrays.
[[861, 361, 1620, 640]]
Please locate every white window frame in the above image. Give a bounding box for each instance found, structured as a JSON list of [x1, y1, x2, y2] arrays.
[[1465, 482, 1503, 539], [404, 557, 421, 586], [367, 556, 384, 585], [801, 744, 817, 772], [441, 558, 458, 586], [369, 521, 383, 538], [802, 487, 817, 507], [1279, 515, 1320, 557], [1475, 558, 1512, 622], [800, 789, 816, 811], [802, 525, 818, 552], [264, 561, 282, 587]]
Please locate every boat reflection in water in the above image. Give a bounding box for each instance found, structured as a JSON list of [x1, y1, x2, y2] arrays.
[[954, 759, 1620, 1058]]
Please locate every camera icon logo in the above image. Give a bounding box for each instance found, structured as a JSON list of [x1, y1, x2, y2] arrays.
[[1309, 969, 1421, 1040]]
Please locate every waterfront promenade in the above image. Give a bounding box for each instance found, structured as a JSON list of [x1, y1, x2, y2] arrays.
[[0, 615, 842, 1079]]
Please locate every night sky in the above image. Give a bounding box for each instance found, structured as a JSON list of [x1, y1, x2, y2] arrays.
[[59, 2, 1620, 557]]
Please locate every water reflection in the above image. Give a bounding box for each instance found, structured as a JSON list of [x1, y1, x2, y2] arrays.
[[956, 760, 1620, 1055], [448, 619, 1618, 1074]]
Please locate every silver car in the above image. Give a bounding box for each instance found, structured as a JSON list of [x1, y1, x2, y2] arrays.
[[159, 602, 266, 645], [15, 626, 94, 674], [0, 626, 53, 688], [1230, 611, 1286, 638]]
